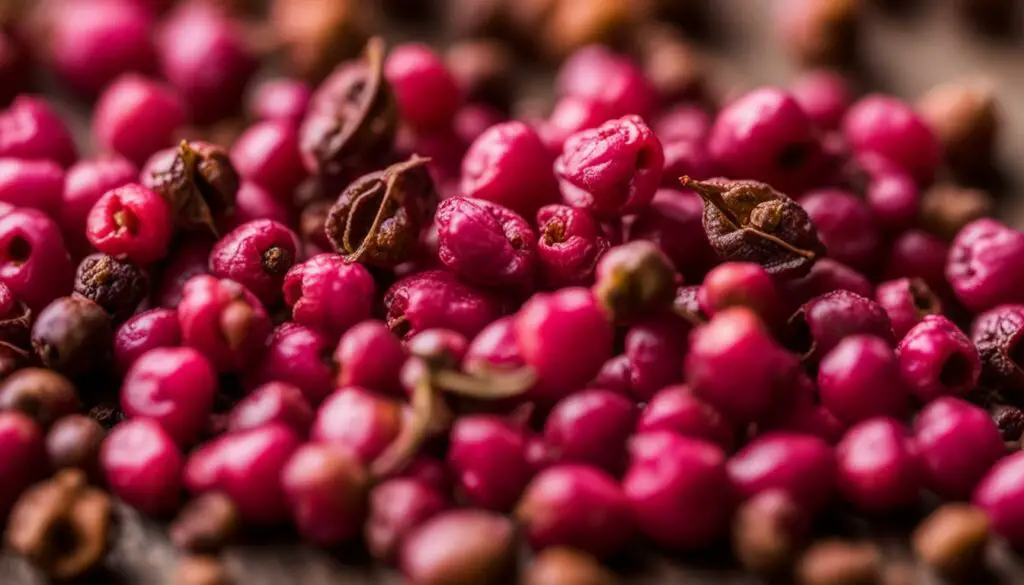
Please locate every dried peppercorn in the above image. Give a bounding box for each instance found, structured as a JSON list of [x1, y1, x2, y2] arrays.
[[0, 368, 78, 429], [991, 404, 1024, 441], [46, 415, 105, 482], [918, 80, 999, 178], [912, 504, 991, 581], [30, 297, 113, 379], [920, 184, 994, 242], [795, 540, 882, 585], [683, 177, 825, 277], [170, 492, 240, 553], [73, 254, 149, 324], [148, 140, 239, 235]]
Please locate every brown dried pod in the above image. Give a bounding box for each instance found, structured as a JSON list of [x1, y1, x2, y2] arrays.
[[31, 297, 113, 379], [0, 368, 78, 429], [991, 403, 1024, 441], [683, 177, 825, 277], [0, 289, 31, 349], [795, 540, 882, 585], [523, 547, 618, 585], [170, 493, 241, 554], [325, 156, 434, 268], [5, 470, 112, 580], [150, 141, 239, 235], [299, 37, 398, 180], [971, 304, 1024, 392], [918, 80, 999, 177], [920, 184, 995, 242], [270, 0, 370, 83], [636, 24, 709, 105], [912, 503, 991, 581], [46, 415, 106, 482], [0, 341, 29, 380], [400, 509, 517, 585], [779, 0, 863, 67], [73, 254, 149, 324]]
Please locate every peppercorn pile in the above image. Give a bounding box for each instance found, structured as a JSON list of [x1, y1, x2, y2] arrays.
[[1, 0, 1024, 584]]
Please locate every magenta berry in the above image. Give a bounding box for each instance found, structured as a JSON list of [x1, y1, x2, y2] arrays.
[[623, 432, 733, 550], [516, 464, 634, 559], [790, 70, 852, 131], [843, 94, 941, 183], [453, 103, 505, 144], [177, 275, 272, 372], [913, 397, 1004, 500], [897, 315, 980, 403], [661, 134, 719, 185], [249, 78, 311, 125], [184, 423, 301, 524], [60, 156, 138, 255], [366, 478, 447, 562], [621, 317, 687, 401], [225, 182, 294, 233], [0, 158, 64, 217], [448, 414, 534, 511], [0, 96, 77, 167], [817, 335, 909, 425], [515, 287, 613, 404], [638, 385, 735, 452], [436, 196, 536, 289], [385, 43, 461, 131], [281, 443, 368, 546], [210, 219, 299, 306], [101, 418, 183, 515], [875, 278, 942, 340], [283, 253, 374, 338], [866, 171, 920, 234], [151, 236, 213, 308], [555, 115, 664, 219], [0, 412, 46, 516], [121, 346, 217, 446], [655, 104, 713, 143], [335, 321, 407, 396], [728, 432, 837, 514], [799, 189, 883, 271], [86, 183, 173, 265], [0, 209, 74, 312], [312, 386, 405, 467], [973, 451, 1024, 548], [788, 290, 894, 364], [244, 323, 334, 405], [113, 308, 181, 375], [628, 188, 716, 281], [885, 230, 950, 293], [836, 417, 920, 513], [699, 262, 781, 324], [230, 120, 307, 202], [227, 381, 314, 436], [782, 258, 875, 308], [543, 389, 636, 473], [555, 46, 656, 121], [708, 87, 821, 193], [946, 218, 1024, 313], [535, 204, 609, 288], [539, 96, 615, 154], [384, 270, 501, 340], [93, 75, 185, 167], [460, 120, 559, 219]]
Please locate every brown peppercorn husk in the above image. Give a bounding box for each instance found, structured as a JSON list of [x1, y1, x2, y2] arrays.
[[269, 0, 371, 83], [176, 555, 231, 585], [919, 184, 995, 241], [446, 39, 516, 113], [523, 547, 618, 585], [0, 368, 78, 429], [150, 141, 240, 236], [796, 540, 882, 585], [733, 491, 810, 578], [912, 503, 991, 581], [781, 0, 863, 67], [917, 80, 999, 179], [30, 297, 114, 379], [5, 470, 112, 581], [540, 0, 639, 60], [73, 254, 150, 324], [46, 415, 106, 482], [990, 403, 1024, 441], [0, 293, 31, 349], [170, 493, 241, 554]]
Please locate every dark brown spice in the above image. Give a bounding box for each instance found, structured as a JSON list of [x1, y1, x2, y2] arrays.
[[733, 491, 808, 578], [73, 254, 149, 324], [30, 297, 113, 379], [795, 540, 882, 585], [523, 547, 618, 585], [918, 80, 999, 177], [46, 415, 106, 482], [919, 184, 995, 242], [150, 141, 240, 235], [0, 368, 78, 429], [912, 503, 991, 581], [269, 0, 370, 83], [783, 0, 862, 67], [991, 403, 1024, 441], [170, 493, 241, 554]]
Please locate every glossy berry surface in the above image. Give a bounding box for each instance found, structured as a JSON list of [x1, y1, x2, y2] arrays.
[[244, 323, 334, 406], [209, 219, 299, 306], [101, 418, 183, 515], [913, 398, 1004, 500], [86, 183, 173, 265], [177, 275, 272, 372], [436, 197, 536, 289], [284, 254, 375, 340], [836, 417, 920, 512], [120, 347, 217, 446], [817, 335, 909, 425], [448, 415, 534, 512], [897, 316, 980, 403]]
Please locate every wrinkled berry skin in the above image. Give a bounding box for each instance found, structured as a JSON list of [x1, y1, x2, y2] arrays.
[[101, 418, 183, 515], [113, 308, 181, 375], [535, 204, 609, 288], [184, 423, 301, 524], [875, 278, 942, 340], [210, 219, 299, 306], [638, 385, 736, 452], [177, 275, 272, 372], [836, 417, 920, 513], [788, 290, 894, 364], [366, 478, 447, 563], [0, 209, 74, 312], [121, 346, 217, 446], [515, 288, 613, 404], [60, 156, 138, 255], [708, 87, 821, 194], [782, 259, 874, 309], [32, 296, 114, 378], [283, 254, 375, 340], [973, 451, 1024, 548], [516, 464, 634, 559], [230, 120, 307, 202], [946, 219, 1024, 313], [335, 321, 406, 396], [86, 183, 174, 265], [447, 415, 534, 512], [249, 78, 311, 125], [385, 270, 501, 341], [544, 389, 636, 474], [914, 398, 1004, 500], [151, 236, 213, 309], [623, 433, 734, 550], [843, 94, 941, 183], [227, 381, 314, 436], [799, 189, 882, 272], [897, 315, 980, 403], [555, 115, 664, 219], [311, 386, 405, 467], [0, 412, 47, 516], [385, 43, 461, 131], [628, 188, 716, 281], [687, 308, 797, 425], [74, 254, 149, 323], [817, 335, 909, 425], [436, 197, 537, 289], [93, 75, 185, 168], [281, 442, 369, 546], [0, 97, 78, 168], [0, 158, 64, 217], [244, 323, 334, 406], [728, 432, 837, 514], [460, 121, 559, 218], [972, 305, 1024, 391]]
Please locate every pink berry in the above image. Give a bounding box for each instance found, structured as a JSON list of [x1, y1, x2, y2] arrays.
[[385, 43, 462, 131], [0, 158, 64, 216], [335, 321, 407, 396], [913, 397, 1004, 500], [60, 156, 138, 255], [248, 78, 311, 125], [436, 197, 537, 289], [101, 418, 183, 515], [555, 46, 656, 121], [120, 347, 217, 446], [448, 414, 535, 511], [897, 315, 980, 403], [973, 451, 1024, 548], [817, 335, 910, 425], [281, 443, 368, 546], [283, 254, 375, 341], [728, 432, 837, 514], [460, 121, 559, 218], [946, 218, 1024, 313], [535, 204, 609, 288], [176, 275, 272, 372], [86, 183, 174, 264], [209, 219, 299, 306], [836, 417, 920, 513], [0, 412, 46, 516], [384, 270, 502, 341], [230, 120, 307, 202], [0, 209, 74, 312], [366, 478, 447, 563], [93, 75, 186, 168], [311, 386, 406, 467], [638, 385, 736, 452], [843, 94, 941, 183], [243, 323, 334, 406], [227, 381, 314, 436], [0, 97, 77, 167]]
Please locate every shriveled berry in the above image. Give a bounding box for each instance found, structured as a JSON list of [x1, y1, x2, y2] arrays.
[[209, 219, 299, 307], [946, 218, 1024, 313], [31, 297, 113, 378], [86, 183, 173, 264], [144, 141, 239, 234], [535, 204, 609, 288], [385, 270, 501, 340], [436, 197, 537, 289], [113, 308, 181, 375], [787, 290, 894, 364], [898, 315, 980, 403], [283, 254, 375, 340], [74, 254, 149, 323]]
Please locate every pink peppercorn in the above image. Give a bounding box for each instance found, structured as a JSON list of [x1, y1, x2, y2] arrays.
[[788, 290, 895, 364], [230, 120, 307, 202], [248, 78, 311, 125], [897, 315, 980, 403], [151, 236, 213, 308], [366, 478, 447, 563], [227, 381, 314, 436], [623, 433, 734, 550], [86, 183, 173, 265], [660, 134, 719, 185], [638, 385, 736, 452], [728, 432, 837, 514], [101, 418, 183, 515], [913, 397, 1004, 500], [283, 253, 375, 340], [120, 346, 217, 446], [448, 414, 535, 511], [628, 188, 717, 282], [885, 229, 950, 293], [243, 323, 333, 405], [384, 270, 502, 340], [435, 196, 537, 289], [817, 335, 910, 425], [699, 262, 782, 325], [92, 75, 185, 167], [555, 45, 656, 122], [535, 204, 609, 288], [209, 219, 299, 306], [655, 104, 713, 143], [60, 156, 138, 255], [281, 443, 369, 546], [539, 96, 615, 154], [556, 115, 664, 219], [385, 43, 462, 131], [790, 70, 853, 131], [843, 94, 942, 183], [543, 389, 636, 474], [836, 417, 920, 513], [515, 287, 613, 404], [782, 259, 875, 308], [0, 209, 74, 312], [0, 96, 77, 168], [460, 120, 559, 218], [799, 189, 883, 272], [946, 218, 1024, 313], [335, 321, 407, 396], [621, 317, 687, 401], [875, 278, 942, 340], [0, 158, 64, 217], [114, 309, 182, 375], [0, 412, 46, 516], [184, 423, 301, 524], [311, 386, 405, 467], [973, 451, 1024, 548], [453, 103, 505, 144], [866, 171, 920, 234], [516, 464, 634, 559], [224, 182, 295, 233], [177, 275, 272, 372]]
